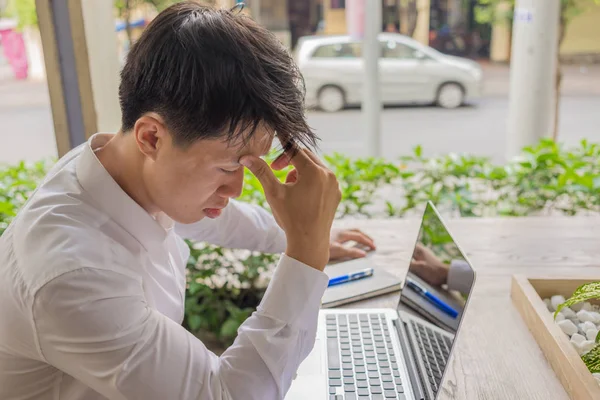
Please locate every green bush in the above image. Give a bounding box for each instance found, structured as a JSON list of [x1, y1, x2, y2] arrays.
[[0, 160, 50, 236], [1, 139, 599, 347]]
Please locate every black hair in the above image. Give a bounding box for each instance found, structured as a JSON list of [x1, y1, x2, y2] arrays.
[[118, 1, 316, 151]]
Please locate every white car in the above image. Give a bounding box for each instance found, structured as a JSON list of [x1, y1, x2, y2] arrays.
[[294, 33, 483, 112]]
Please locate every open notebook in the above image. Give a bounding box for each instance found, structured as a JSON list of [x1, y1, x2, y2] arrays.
[[321, 257, 403, 308]]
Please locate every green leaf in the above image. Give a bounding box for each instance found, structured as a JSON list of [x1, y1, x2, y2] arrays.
[[414, 145, 423, 158], [554, 282, 600, 319], [5, 0, 38, 29], [582, 344, 600, 373], [220, 317, 241, 339], [187, 314, 202, 332], [596, 330, 600, 344]]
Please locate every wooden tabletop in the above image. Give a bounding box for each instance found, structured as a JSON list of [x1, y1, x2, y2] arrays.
[[333, 216, 600, 400]]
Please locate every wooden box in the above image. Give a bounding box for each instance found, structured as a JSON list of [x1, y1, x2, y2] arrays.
[[511, 275, 600, 400]]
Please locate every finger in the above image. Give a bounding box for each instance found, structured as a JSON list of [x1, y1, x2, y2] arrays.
[[349, 228, 374, 242], [338, 231, 376, 249], [331, 244, 367, 261], [409, 260, 426, 269], [301, 148, 328, 168], [240, 155, 281, 192], [287, 148, 318, 173], [271, 153, 290, 171], [285, 168, 298, 184]]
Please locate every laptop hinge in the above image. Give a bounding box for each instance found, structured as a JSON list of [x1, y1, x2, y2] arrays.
[[394, 318, 426, 400]]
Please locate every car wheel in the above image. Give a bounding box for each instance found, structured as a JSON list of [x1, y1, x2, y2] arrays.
[[318, 86, 345, 112], [437, 83, 464, 109]]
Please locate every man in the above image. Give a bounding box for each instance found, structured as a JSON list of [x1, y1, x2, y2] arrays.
[[0, 3, 375, 400]]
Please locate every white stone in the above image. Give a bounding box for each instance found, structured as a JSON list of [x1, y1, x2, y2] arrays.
[[572, 342, 586, 356], [558, 320, 578, 336], [544, 298, 552, 311], [582, 321, 597, 332], [571, 333, 586, 345], [555, 313, 565, 322], [583, 302, 594, 312], [562, 307, 577, 320], [590, 312, 600, 324], [578, 310, 595, 323], [593, 373, 600, 380], [581, 340, 596, 355], [571, 302, 584, 312], [551, 295, 566, 311], [587, 328, 599, 341]]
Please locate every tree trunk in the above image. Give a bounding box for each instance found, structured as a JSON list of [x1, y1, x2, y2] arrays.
[[406, 0, 418, 38], [287, 0, 311, 50], [124, 0, 133, 47], [553, 11, 567, 140]]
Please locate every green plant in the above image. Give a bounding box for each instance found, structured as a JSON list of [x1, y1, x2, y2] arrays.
[[114, 0, 179, 45], [5, 0, 37, 29], [582, 345, 600, 373], [183, 241, 279, 346], [393, 139, 600, 218], [554, 283, 600, 318], [417, 203, 463, 265], [0, 160, 50, 236], [395, 145, 495, 217], [554, 282, 600, 373], [325, 153, 405, 218], [2, 139, 600, 347]]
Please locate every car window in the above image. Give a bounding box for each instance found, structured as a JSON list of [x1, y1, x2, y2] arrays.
[[381, 40, 419, 59], [311, 42, 362, 58]]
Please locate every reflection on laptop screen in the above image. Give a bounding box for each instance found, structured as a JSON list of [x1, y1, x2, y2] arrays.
[[398, 202, 475, 336]]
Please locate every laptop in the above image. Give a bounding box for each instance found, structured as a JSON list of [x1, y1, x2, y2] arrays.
[[286, 201, 476, 400]]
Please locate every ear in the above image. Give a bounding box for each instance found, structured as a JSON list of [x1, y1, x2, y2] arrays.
[[132, 113, 169, 161]]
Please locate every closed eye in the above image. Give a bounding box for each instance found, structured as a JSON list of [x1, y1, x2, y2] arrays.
[[219, 167, 239, 174]]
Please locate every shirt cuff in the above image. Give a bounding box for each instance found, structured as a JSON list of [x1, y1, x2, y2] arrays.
[[446, 259, 474, 295], [257, 254, 328, 328]]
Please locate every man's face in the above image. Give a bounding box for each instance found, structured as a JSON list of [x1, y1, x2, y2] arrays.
[[140, 124, 273, 224]]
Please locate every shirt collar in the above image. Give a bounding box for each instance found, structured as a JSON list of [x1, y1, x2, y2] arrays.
[[75, 133, 174, 250]]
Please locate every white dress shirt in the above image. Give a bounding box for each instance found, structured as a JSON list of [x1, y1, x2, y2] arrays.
[[0, 133, 328, 400]]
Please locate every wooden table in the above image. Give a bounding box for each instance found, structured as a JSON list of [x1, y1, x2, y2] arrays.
[[333, 216, 600, 400]]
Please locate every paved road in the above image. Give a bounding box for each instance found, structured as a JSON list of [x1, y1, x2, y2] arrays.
[[1, 63, 599, 165], [307, 96, 600, 163], [1, 94, 599, 166]]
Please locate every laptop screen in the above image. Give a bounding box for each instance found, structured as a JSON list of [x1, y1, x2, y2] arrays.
[[397, 202, 475, 335]]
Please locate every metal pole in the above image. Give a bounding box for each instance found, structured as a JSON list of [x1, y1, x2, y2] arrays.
[[363, 0, 382, 157], [253, 0, 261, 24], [506, 0, 560, 159]]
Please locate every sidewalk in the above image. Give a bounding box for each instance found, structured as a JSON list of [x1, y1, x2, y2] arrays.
[[480, 60, 600, 96]]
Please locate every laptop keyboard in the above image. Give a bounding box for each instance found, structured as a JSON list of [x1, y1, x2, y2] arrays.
[[409, 319, 452, 395], [326, 313, 405, 400]]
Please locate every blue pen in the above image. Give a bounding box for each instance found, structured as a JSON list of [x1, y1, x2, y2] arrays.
[[328, 267, 374, 287], [405, 277, 459, 319]]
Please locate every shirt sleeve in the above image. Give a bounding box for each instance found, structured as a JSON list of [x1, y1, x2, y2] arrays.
[[174, 200, 287, 254], [446, 259, 475, 296], [32, 255, 328, 400]]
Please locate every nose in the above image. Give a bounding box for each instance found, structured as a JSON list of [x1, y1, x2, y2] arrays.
[[216, 167, 244, 199]]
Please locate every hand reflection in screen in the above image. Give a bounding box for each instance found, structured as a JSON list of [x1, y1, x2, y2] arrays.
[[410, 243, 473, 296]]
